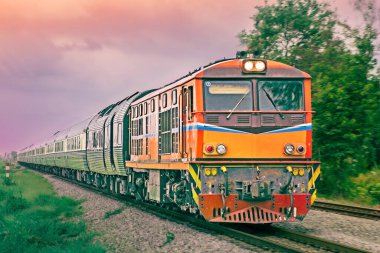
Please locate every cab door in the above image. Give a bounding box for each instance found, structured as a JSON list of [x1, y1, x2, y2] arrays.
[[181, 87, 188, 158], [181, 86, 194, 159]]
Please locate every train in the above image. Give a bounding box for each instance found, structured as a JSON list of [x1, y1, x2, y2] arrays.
[[18, 52, 320, 224]]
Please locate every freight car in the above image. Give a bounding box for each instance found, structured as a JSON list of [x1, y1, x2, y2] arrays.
[[18, 52, 320, 224]]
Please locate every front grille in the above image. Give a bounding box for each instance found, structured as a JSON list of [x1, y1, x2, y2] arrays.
[[291, 115, 304, 124], [237, 115, 250, 124], [262, 115, 275, 124], [206, 115, 219, 124]]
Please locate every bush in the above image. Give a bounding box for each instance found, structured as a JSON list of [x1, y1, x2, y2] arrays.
[[349, 168, 380, 205], [5, 194, 29, 213], [3, 177, 15, 186], [0, 188, 7, 199]]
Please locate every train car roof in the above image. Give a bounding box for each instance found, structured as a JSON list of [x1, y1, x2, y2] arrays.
[[131, 58, 311, 104], [19, 117, 93, 153], [18, 58, 310, 153]]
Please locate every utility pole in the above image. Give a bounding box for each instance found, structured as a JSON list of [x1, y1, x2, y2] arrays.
[[5, 163, 10, 178]]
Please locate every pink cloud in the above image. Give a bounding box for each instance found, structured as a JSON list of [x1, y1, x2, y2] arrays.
[[0, 0, 378, 154]]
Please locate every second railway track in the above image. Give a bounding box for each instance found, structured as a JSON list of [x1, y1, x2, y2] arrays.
[[34, 169, 369, 253], [313, 201, 380, 221]]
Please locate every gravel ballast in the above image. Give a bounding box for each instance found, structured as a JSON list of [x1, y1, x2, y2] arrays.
[[274, 210, 380, 252], [43, 174, 379, 253], [43, 174, 255, 253]]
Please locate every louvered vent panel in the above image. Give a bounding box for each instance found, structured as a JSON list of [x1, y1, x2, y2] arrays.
[[237, 115, 250, 124], [262, 115, 275, 124], [206, 115, 219, 124], [291, 115, 304, 124]]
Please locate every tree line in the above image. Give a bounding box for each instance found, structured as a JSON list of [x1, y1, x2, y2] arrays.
[[239, 0, 380, 201]]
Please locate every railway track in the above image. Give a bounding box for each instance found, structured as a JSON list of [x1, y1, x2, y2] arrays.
[[232, 224, 370, 253], [313, 201, 380, 221], [34, 169, 368, 253]]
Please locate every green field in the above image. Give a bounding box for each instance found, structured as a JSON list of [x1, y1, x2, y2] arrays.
[[0, 161, 104, 253]]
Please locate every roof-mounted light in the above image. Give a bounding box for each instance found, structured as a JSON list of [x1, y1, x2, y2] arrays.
[[242, 60, 267, 73], [243, 61, 254, 71]]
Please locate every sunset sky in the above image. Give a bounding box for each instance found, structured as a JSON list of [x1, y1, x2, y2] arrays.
[[0, 0, 379, 155]]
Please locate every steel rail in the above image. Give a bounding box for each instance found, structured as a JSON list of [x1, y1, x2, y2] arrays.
[[313, 201, 380, 221], [259, 226, 369, 253]]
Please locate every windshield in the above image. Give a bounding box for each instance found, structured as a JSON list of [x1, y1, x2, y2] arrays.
[[258, 80, 304, 111], [204, 81, 253, 111]]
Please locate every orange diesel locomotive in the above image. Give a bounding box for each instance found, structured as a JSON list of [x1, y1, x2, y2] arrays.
[[18, 53, 320, 224]]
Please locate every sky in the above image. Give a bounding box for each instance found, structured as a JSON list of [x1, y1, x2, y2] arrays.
[[0, 0, 379, 155]]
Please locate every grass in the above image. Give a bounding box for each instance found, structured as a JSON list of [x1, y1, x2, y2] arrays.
[[103, 207, 125, 219], [159, 232, 175, 248], [1, 166, 55, 201], [0, 160, 105, 253]]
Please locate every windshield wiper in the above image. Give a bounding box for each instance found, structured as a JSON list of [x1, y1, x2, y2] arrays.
[[262, 88, 285, 119], [226, 91, 250, 120]]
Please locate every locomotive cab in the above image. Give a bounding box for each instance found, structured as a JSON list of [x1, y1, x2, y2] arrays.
[[201, 78, 309, 159]]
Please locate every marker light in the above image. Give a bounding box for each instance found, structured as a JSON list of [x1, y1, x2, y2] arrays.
[[205, 168, 211, 176], [284, 144, 295, 155], [211, 168, 218, 176], [205, 145, 214, 153], [297, 145, 305, 153], [216, 144, 227, 155]]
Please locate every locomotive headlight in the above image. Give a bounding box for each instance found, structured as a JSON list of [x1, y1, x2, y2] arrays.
[[299, 168, 305, 176], [211, 168, 218, 176], [204, 168, 211, 176], [243, 61, 254, 71], [284, 144, 295, 155], [292, 168, 299, 176], [255, 61, 266, 71], [216, 144, 227, 155], [242, 60, 267, 73]]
